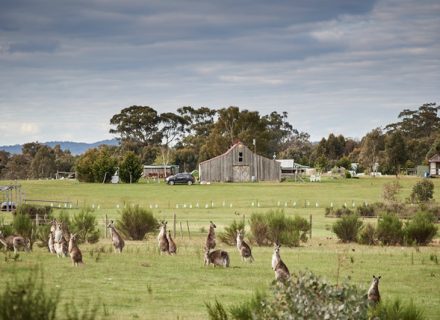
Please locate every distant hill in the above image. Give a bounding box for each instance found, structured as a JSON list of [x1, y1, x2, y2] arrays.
[[0, 139, 119, 155]]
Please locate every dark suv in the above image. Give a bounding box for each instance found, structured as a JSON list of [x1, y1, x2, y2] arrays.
[[166, 173, 195, 185]]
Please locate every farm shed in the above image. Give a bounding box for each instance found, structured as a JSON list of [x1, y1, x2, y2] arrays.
[[199, 142, 281, 182], [429, 154, 440, 177], [276, 159, 309, 178], [143, 165, 179, 179]]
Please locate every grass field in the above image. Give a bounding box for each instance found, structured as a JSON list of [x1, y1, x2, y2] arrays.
[[1, 176, 440, 319]]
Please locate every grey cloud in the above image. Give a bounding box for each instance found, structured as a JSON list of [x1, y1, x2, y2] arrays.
[[0, 0, 438, 144]]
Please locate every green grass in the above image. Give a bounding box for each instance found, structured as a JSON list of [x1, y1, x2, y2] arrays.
[[1, 176, 440, 319]]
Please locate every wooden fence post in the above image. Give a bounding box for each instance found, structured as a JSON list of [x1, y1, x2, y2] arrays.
[[173, 213, 176, 238], [105, 214, 108, 238], [186, 220, 191, 239]]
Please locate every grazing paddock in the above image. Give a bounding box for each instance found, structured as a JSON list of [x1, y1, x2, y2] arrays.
[[0, 177, 439, 319]]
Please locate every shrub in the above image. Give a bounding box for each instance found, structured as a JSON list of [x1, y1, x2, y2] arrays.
[[376, 213, 404, 245], [57, 211, 72, 231], [325, 207, 353, 217], [206, 271, 370, 320], [0, 217, 14, 238], [14, 204, 53, 221], [332, 214, 363, 243], [383, 181, 402, 203], [370, 298, 425, 320], [410, 180, 434, 203], [249, 214, 269, 246], [0, 269, 102, 320], [358, 223, 377, 245], [0, 269, 59, 320], [119, 151, 144, 183], [12, 213, 34, 248], [116, 205, 158, 240], [70, 208, 100, 244], [76, 146, 117, 183], [404, 212, 438, 245], [218, 219, 245, 246], [35, 224, 51, 249], [356, 204, 377, 217], [249, 210, 310, 247]]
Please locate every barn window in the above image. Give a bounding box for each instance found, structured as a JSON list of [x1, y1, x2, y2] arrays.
[[238, 152, 243, 162]]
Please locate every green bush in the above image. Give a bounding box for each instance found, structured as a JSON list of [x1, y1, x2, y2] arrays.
[[35, 224, 51, 249], [119, 151, 143, 183], [249, 214, 269, 246], [0, 217, 13, 238], [70, 208, 100, 244], [76, 146, 117, 183], [332, 214, 363, 243], [358, 223, 376, 245], [12, 213, 34, 248], [356, 204, 377, 217], [376, 213, 404, 245], [57, 211, 72, 231], [206, 271, 370, 320], [410, 180, 434, 203], [404, 212, 438, 245], [0, 270, 59, 320], [14, 204, 53, 220], [370, 298, 425, 320], [325, 207, 353, 217], [0, 269, 102, 320], [218, 219, 245, 246], [116, 205, 158, 240], [249, 210, 310, 247]]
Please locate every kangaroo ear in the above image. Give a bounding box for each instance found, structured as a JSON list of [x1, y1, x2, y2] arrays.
[[378, 276, 381, 279], [372, 275, 375, 278]]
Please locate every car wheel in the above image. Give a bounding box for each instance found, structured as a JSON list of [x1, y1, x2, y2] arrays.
[[187, 180, 193, 185], [169, 181, 175, 185]]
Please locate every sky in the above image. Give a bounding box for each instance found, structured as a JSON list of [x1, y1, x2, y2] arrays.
[[0, 0, 439, 145]]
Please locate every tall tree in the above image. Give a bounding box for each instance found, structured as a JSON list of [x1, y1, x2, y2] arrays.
[[358, 128, 385, 173], [385, 131, 407, 176], [279, 132, 313, 165], [30, 145, 56, 179], [385, 103, 440, 138], [109, 106, 161, 149], [158, 112, 187, 174]]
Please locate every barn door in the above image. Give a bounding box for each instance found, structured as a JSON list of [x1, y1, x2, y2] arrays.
[[233, 166, 250, 182]]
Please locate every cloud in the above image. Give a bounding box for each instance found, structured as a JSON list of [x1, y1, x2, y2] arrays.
[[0, 0, 438, 144]]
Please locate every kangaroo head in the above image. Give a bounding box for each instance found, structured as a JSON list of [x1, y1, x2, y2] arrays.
[[274, 243, 281, 253], [210, 221, 216, 228], [107, 220, 114, 228], [372, 275, 381, 285]]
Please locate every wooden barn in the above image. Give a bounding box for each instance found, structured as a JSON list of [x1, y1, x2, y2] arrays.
[[199, 142, 281, 182]]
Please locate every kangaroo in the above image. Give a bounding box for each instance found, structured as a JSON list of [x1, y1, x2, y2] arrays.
[[50, 219, 57, 234], [205, 221, 216, 250], [157, 221, 169, 254], [166, 230, 177, 255], [107, 220, 125, 253], [0, 231, 30, 254], [204, 248, 230, 268], [53, 221, 68, 257], [236, 229, 254, 262], [54, 221, 63, 242], [368, 275, 381, 304], [272, 243, 290, 282], [68, 233, 83, 266], [48, 231, 56, 254]]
